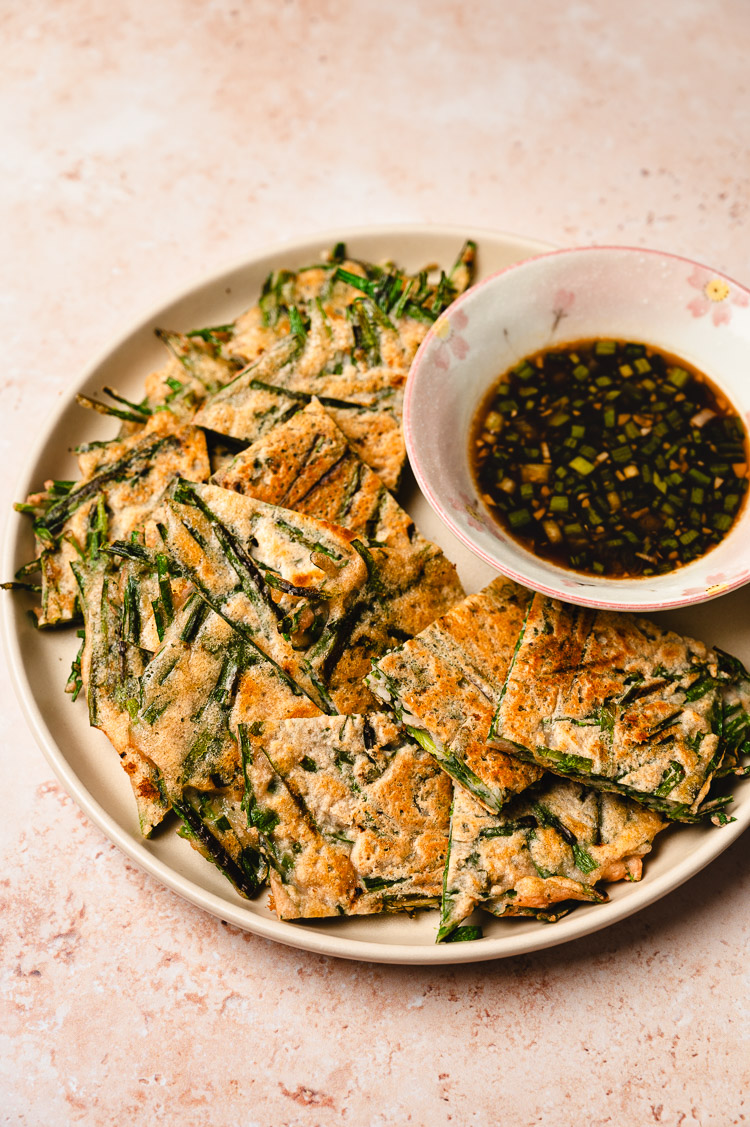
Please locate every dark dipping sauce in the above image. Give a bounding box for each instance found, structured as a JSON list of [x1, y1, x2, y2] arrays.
[[471, 339, 749, 578]]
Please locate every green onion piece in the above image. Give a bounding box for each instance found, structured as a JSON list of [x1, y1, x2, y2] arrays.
[[444, 925, 483, 943], [688, 468, 712, 486], [570, 456, 596, 476], [667, 366, 690, 388]]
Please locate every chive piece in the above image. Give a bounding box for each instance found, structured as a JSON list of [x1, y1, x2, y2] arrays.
[[542, 748, 593, 774], [570, 456, 596, 476], [688, 468, 712, 486], [443, 925, 484, 943], [288, 304, 308, 343], [513, 360, 535, 381]]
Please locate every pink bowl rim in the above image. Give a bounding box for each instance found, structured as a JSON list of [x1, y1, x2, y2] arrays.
[[404, 244, 750, 612]]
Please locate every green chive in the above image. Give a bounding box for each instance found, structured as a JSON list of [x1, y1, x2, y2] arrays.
[[570, 456, 596, 476]]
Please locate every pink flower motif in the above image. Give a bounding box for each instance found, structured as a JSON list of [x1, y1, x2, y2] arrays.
[[552, 288, 575, 330], [679, 571, 732, 597], [448, 491, 505, 539], [433, 308, 470, 371], [686, 267, 749, 326]]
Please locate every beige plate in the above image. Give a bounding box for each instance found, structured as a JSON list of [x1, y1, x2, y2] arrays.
[[3, 225, 749, 965]]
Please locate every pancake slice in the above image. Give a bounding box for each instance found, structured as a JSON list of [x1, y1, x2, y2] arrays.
[[368, 578, 543, 813], [212, 397, 415, 549], [160, 480, 372, 712], [20, 415, 210, 627], [72, 554, 169, 837], [196, 242, 477, 490], [490, 594, 749, 820], [211, 398, 465, 711], [127, 593, 320, 892], [439, 775, 665, 940], [240, 713, 452, 919], [195, 308, 408, 489]]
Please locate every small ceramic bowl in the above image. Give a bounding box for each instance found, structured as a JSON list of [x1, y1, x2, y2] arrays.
[[404, 245, 750, 611]]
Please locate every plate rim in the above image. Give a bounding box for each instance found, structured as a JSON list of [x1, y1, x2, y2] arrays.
[[3, 222, 748, 965]]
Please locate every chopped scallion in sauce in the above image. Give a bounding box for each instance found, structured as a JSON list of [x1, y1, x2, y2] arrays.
[[471, 339, 749, 577]]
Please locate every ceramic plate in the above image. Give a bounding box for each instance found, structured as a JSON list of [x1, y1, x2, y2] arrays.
[[3, 225, 749, 965]]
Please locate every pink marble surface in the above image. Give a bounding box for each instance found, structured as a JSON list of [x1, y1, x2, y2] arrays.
[[2, 1, 750, 1123]]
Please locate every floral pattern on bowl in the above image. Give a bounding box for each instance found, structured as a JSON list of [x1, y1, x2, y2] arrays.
[[687, 266, 749, 326], [433, 308, 470, 370], [404, 245, 750, 612], [448, 490, 506, 540]]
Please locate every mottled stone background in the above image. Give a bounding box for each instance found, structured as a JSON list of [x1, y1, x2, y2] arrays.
[[2, 2, 749, 1124]]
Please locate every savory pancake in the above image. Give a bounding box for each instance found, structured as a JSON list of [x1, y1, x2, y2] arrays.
[[240, 713, 452, 919], [212, 399, 465, 712], [128, 594, 320, 889], [196, 243, 477, 490], [22, 415, 210, 626], [73, 554, 169, 837], [212, 397, 415, 548], [368, 578, 542, 812], [490, 595, 743, 819], [439, 775, 665, 939]]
